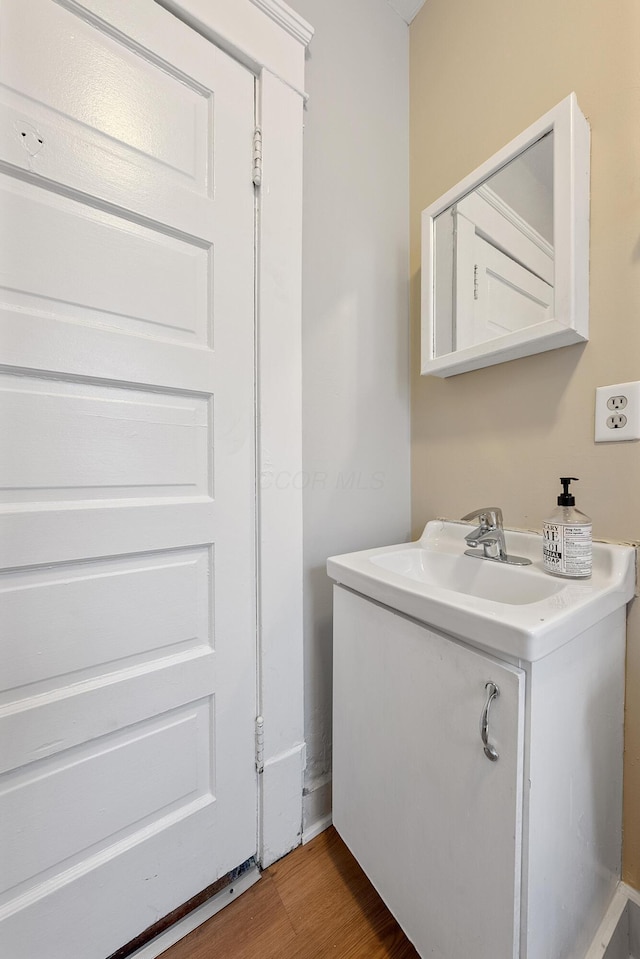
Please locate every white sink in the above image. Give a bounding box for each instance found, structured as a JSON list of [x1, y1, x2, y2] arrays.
[[370, 547, 564, 605], [327, 520, 636, 661]]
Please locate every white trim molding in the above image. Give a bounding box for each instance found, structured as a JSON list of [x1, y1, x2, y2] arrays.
[[302, 814, 333, 846], [255, 66, 306, 866], [156, 0, 313, 96], [303, 774, 332, 844], [476, 185, 554, 260], [584, 882, 640, 958], [161, 0, 310, 868], [250, 0, 314, 46]]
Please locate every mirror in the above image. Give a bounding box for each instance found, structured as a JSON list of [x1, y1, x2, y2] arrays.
[[421, 94, 590, 378]]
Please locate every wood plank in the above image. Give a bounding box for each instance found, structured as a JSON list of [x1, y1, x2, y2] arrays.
[[157, 873, 296, 959], [270, 828, 419, 959], [158, 828, 419, 959]]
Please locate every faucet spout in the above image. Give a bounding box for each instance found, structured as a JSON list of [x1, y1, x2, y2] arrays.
[[464, 524, 490, 548], [460, 507, 532, 566], [468, 526, 507, 561]]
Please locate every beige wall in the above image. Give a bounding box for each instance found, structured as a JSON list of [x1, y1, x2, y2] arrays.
[[410, 0, 640, 886]]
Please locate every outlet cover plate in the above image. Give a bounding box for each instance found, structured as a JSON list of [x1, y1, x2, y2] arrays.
[[595, 381, 640, 442]]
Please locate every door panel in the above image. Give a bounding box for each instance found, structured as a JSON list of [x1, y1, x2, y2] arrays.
[[0, 372, 211, 503], [333, 587, 525, 959], [0, 0, 212, 194], [0, 1, 257, 956], [0, 177, 211, 345], [454, 189, 554, 352], [2, 548, 210, 692], [476, 237, 553, 338], [1, 702, 212, 896]]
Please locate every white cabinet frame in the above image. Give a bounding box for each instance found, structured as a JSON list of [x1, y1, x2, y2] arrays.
[[157, 0, 312, 867], [421, 93, 590, 378]]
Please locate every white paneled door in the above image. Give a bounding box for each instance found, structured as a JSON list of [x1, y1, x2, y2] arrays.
[[0, 2, 257, 957]]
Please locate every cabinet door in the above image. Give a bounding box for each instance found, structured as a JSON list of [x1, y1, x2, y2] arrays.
[[333, 587, 525, 959]]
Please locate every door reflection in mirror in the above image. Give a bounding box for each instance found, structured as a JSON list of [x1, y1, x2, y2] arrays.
[[434, 133, 554, 357]]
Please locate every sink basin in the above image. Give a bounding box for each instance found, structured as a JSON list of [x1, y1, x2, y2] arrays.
[[370, 548, 563, 605], [327, 520, 636, 661]]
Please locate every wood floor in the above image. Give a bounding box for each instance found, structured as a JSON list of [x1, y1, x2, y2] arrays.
[[158, 827, 419, 959]]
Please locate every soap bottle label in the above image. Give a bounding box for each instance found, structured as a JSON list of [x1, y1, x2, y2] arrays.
[[543, 523, 592, 578]]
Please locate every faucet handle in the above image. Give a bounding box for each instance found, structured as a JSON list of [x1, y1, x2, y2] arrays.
[[460, 507, 503, 528]]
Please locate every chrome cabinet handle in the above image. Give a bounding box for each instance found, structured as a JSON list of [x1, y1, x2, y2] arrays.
[[480, 682, 500, 762]]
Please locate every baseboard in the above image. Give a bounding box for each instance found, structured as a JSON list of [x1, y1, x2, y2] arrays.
[[302, 813, 333, 845], [301, 775, 332, 845], [303, 774, 331, 824], [585, 882, 640, 959], [126, 867, 261, 959]]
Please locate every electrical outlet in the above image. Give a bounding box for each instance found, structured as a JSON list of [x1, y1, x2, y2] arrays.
[[595, 382, 640, 442], [607, 414, 627, 430]]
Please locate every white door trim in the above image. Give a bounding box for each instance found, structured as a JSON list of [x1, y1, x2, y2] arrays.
[[155, 0, 312, 97], [156, 0, 312, 867]]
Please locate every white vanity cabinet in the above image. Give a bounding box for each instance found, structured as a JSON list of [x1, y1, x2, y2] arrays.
[[332, 585, 627, 959]]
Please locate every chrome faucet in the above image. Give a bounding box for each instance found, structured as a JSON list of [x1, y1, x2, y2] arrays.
[[461, 507, 532, 566]]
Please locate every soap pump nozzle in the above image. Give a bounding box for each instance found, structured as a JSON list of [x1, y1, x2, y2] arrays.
[[558, 476, 578, 506]]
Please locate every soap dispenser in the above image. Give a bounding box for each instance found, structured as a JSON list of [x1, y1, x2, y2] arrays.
[[543, 477, 592, 579]]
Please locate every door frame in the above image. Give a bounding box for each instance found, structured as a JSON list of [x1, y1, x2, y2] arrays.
[[155, 0, 312, 868]]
